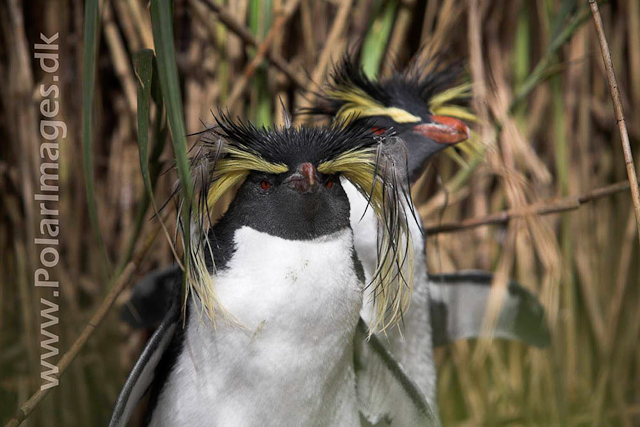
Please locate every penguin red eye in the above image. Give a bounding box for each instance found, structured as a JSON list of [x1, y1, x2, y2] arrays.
[[371, 127, 385, 136], [325, 180, 333, 189], [260, 180, 272, 190]]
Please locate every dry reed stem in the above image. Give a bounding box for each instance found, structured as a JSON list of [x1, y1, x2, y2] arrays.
[[113, 1, 141, 52], [467, 0, 506, 371], [299, 0, 316, 69], [3, 215, 165, 427], [589, 0, 640, 243], [103, 2, 138, 119], [5, 0, 40, 410], [575, 242, 608, 350], [125, 0, 154, 48], [424, 181, 634, 234], [608, 208, 638, 351], [380, 0, 414, 78], [467, 0, 492, 269], [199, 0, 307, 89], [226, 0, 302, 109], [298, 0, 355, 117], [423, 0, 459, 58]]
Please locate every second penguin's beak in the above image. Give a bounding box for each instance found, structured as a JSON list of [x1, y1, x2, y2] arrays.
[[412, 115, 470, 145], [284, 162, 319, 194]]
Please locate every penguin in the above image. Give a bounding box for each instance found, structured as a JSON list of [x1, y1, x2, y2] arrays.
[[110, 115, 438, 426], [305, 53, 551, 408]]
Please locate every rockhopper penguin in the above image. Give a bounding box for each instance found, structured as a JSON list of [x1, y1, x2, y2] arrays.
[[110, 115, 438, 426], [308, 54, 550, 410]]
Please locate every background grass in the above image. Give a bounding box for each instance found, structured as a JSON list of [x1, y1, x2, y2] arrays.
[[1, 0, 639, 425]]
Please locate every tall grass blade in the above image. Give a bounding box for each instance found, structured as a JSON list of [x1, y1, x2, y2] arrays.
[[512, 4, 591, 113], [133, 49, 154, 203], [150, 0, 194, 292], [361, 0, 397, 78], [117, 49, 157, 272], [126, 50, 178, 271], [82, 0, 112, 273], [249, 0, 273, 125]]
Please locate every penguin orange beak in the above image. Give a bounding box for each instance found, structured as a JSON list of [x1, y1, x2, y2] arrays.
[[284, 162, 319, 194], [412, 115, 470, 145]]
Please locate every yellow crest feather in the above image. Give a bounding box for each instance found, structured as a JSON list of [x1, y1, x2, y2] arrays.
[[187, 146, 289, 327], [328, 87, 421, 124], [428, 82, 472, 110], [319, 148, 414, 333]]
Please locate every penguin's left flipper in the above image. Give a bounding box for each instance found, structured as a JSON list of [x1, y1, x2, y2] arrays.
[[109, 292, 180, 427], [354, 319, 440, 426], [429, 270, 551, 348]]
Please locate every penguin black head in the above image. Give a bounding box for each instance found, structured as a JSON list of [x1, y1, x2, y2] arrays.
[[184, 113, 415, 332], [226, 165, 350, 240], [208, 118, 377, 241], [309, 54, 475, 182]]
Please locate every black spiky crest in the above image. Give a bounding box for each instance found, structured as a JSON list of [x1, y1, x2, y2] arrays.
[[199, 111, 380, 169], [307, 51, 467, 124]]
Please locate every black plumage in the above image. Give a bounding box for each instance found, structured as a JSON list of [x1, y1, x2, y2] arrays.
[[199, 111, 380, 169], [307, 53, 467, 124]]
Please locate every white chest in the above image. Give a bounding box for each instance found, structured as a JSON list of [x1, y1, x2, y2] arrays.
[[151, 227, 363, 427]]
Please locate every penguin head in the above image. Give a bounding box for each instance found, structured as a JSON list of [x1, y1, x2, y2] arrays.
[[223, 157, 350, 241], [184, 114, 415, 332], [211, 116, 394, 240], [309, 53, 475, 182]]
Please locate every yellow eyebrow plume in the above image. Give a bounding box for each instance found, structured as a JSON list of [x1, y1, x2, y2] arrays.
[[328, 87, 421, 124], [319, 147, 414, 333], [188, 145, 289, 327]]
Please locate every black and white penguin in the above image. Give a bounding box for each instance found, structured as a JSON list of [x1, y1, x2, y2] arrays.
[[307, 54, 550, 409], [111, 116, 438, 426]]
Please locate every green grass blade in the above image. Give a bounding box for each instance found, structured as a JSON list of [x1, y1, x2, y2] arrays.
[[82, 0, 112, 273], [132, 49, 155, 199], [150, 0, 193, 288], [361, 0, 397, 78], [550, 0, 578, 41], [514, 3, 531, 118], [249, 0, 273, 125], [149, 61, 168, 185], [125, 49, 179, 273], [511, 4, 591, 114], [150, 1, 191, 201], [117, 49, 156, 272]]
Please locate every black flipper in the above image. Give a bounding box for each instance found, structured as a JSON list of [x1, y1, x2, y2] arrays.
[[354, 319, 440, 426], [428, 270, 550, 348], [121, 265, 181, 329], [109, 290, 180, 427]]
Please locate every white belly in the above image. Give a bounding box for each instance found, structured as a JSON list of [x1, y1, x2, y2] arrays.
[[151, 227, 363, 427], [343, 179, 437, 406]]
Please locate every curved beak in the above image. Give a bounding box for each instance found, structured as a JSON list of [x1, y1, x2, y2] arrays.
[[283, 162, 319, 194], [412, 115, 470, 145]]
